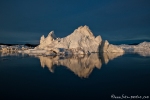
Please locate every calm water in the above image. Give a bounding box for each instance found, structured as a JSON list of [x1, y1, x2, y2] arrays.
[[0, 52, 150, 100]]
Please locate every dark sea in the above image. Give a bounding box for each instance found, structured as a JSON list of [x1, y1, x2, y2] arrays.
[[0, 52, 150, 100]]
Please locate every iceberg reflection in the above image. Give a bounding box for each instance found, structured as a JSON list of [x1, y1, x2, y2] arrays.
[[0, 51, 124, 78], [36, 53, 124, 78], [0, 51, 19, 57]]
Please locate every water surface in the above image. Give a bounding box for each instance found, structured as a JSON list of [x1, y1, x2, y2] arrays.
[[0, 52, 150, 100]]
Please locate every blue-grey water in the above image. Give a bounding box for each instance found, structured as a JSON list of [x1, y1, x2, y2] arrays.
[[0, 52, 150, 100]]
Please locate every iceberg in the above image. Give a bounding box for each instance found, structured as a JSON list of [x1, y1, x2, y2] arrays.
[[117, 41, 150, 56], [0, 25, 124, 55], [1, 25, 150, 56], [28, 25, 124, 55]]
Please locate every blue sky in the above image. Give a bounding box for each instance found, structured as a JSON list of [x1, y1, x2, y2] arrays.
[[0, 0, 150, 44]]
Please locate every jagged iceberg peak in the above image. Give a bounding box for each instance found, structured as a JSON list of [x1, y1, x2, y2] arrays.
[[70, 25, 102, 44], [71, 25, 95, 38], [40, 31, 56, 42], [48, 31, 56, 39], [38, 31, 57, 48], [63, 25, 102, 52], [63, 25, 102, 50], [40, 35, 45, 44]]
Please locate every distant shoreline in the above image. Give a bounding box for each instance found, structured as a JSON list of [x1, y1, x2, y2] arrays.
[[0, 43, 39, 47]]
